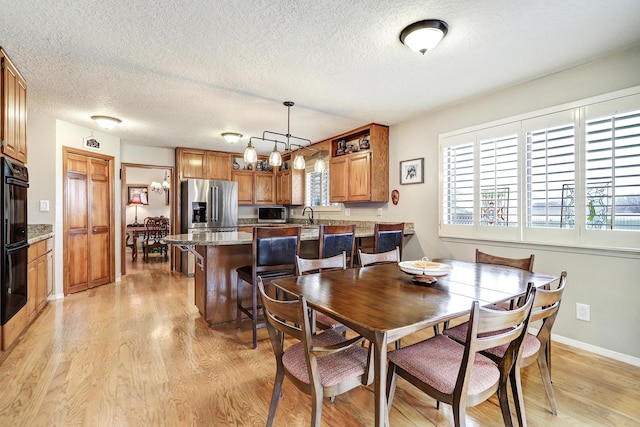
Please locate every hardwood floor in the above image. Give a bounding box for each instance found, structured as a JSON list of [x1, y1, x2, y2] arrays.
[[1, 258, 639, 426]]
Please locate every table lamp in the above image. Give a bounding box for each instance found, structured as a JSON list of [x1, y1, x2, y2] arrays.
[[129, 194, 143, 226]]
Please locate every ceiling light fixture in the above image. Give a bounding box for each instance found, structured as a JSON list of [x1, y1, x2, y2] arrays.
[[221, 132, 243, 144], [150, 171, 170, 194], [243, 101, 311, 170], [91, 115, 122, 129], [399, 19, 448, 55]]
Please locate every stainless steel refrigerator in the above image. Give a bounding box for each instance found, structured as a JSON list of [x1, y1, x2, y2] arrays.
[[180, 179, 238, 275]]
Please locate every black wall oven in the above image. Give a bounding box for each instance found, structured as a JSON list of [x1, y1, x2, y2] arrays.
[[1, 157, 29, 325]]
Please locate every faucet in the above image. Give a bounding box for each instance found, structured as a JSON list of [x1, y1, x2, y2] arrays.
[[301, 206, 314, 225]]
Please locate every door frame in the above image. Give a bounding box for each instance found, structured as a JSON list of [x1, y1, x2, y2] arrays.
[[120, 163, 175, 275], [62, 146, 116, 295]]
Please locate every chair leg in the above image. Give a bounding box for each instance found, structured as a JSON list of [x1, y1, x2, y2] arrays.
[[267, 363, 285, 427], [386, 363, 398, 408], [497, 380, 515, 427], [310, 391, 323, 427], [252, 280, 258, 349], [237, 278, 243, 330], [452, 400, 467, 427], [537, 347, 558, 415], [510, 367, 527, 427]]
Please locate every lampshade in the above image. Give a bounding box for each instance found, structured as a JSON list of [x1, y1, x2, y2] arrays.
[[314, 155, 325, 172], [130, 194, 142, 205], [91, 115, 122, 129], [293, 148, 306, 170], [268, 143, 282, 167], [221, 132, 242, 144], [243, 140, 258, 164], [399, 20, 448, 55]]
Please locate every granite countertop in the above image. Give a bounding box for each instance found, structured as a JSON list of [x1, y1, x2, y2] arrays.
[[27, 224, 54, 244]]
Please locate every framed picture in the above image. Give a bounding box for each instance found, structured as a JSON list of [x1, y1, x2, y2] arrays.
[[400, 158, 424, 185], [128, 185, 149, 205]]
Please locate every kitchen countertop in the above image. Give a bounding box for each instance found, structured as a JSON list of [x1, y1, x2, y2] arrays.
[[27, 224, 54, 244]]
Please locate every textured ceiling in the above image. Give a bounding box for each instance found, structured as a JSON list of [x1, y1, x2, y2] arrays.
[[1, 0, 640, 155]]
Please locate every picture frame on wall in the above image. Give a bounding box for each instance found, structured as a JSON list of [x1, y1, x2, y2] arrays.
[[128, 185, 149, 205], [400, 158, 424, 185]]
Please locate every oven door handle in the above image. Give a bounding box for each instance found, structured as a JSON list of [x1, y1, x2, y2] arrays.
[[6, 177, 29, 188]]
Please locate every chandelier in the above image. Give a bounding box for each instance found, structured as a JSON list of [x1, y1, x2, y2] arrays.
[[150, 171, 170, 194], [243, 101, 325, 172]]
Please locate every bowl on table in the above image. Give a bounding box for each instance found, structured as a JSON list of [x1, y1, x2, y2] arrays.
[[398, 257, 453, 284]]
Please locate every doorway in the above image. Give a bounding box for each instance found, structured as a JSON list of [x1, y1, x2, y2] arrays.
[[120, 163, 175, 276]]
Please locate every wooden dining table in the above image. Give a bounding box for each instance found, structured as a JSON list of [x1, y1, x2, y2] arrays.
[[272, 259, 558, 427]]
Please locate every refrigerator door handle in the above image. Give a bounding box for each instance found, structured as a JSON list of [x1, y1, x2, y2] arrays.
[[211, 186, 219, 222]]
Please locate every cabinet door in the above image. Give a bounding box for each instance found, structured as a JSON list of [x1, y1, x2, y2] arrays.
[[27, 259, 38, 320], [277, 170, 291, 204], [180, 149, 206, 179], [36, 255, 47, 312], [1, 51, 28, 164], [46, 249, 53, 297], [347, 152, 371, 201], [232, 170, 253, 205], [206, 151, 231, 180], [254, 173, 276, 205], [330, 156, 348, 202]]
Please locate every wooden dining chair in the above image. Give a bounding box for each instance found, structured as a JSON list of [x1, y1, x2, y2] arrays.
[[476, 249, 535, 272], [444, 272, 567, 425], [318, 224, 357, 268], [373, 222, 404, 258], [386, 288, 536, 427], [258, 277, 373, 427], [142, 216, 170, 262], [296, 252, 347, 334], [236, 226, 301, 348], [358, 247, 400, 267]]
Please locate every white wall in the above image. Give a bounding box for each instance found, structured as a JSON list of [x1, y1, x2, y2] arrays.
[[387, 45, 640, 361]]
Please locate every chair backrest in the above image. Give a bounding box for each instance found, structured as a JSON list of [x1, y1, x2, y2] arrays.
[[374, 223, 404, 257], [296, 252, 346, 276], [475, 249, 535, 272], [253, 226, 301, 278], [530, 271, 567, 337], [460, 287, 536, 398], [258, 277, 308, 347], [319, 224, 356, 268], [144, 216, 170, 242], [358, 247, 400, 267]]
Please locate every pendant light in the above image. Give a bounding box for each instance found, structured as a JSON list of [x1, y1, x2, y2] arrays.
[[293, 147, 306, 170], [314, 151, 325, 172], [243, 139, 258, 164], [268, 142, 282, 167]]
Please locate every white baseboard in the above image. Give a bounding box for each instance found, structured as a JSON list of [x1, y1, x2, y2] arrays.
[[550, 333, 640, 367]]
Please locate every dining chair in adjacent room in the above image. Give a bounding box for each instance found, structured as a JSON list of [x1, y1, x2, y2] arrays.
[[373, 222, 404, 258], [236, 226, 301, 349], [444, 272, 567, 425], [386, 288, 536, 427], [318, 224, 357, 268], [142, 216, 170, 262], [258, 278, 373, 427], [296, 252, 347, 334], [358, 246, 400, 267]]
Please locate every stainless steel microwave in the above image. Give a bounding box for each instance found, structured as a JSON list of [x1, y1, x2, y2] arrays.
[[257, 206, 287, 223]]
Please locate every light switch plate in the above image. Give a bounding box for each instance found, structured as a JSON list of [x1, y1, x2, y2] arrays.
[[345, 208, 351, 216], [39, 200, 50, 212]]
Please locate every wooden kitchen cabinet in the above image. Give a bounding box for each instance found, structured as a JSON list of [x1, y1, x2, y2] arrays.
[[253, 172, 276, 204], [177, 148, 207, 180], [206, 151, 232, 180], [27, 237, 53, 321], [232, 170, 254, 204], [276, 167, 305, 205], [328, 123, 388, 203], [1, 47, 28, 164]]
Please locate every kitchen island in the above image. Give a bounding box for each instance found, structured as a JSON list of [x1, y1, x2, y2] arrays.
[[164, 224, 413, 326]]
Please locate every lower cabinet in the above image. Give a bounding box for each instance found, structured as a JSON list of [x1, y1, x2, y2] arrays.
[[27, 237, 53, 321]]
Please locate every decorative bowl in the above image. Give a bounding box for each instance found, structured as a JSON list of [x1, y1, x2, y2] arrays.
[[398, 257, 453, 277]]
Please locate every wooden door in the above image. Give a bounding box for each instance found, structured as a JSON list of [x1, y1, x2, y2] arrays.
[[254, 172, 276, 204], [64, 148, 114, 294], [232, 170, 253, 204], [347, 152, 371, 201], [330, 156, 348, 202], [206, 151, 231, 180]]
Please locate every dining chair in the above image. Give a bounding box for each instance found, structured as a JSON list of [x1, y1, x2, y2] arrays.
[[236, 226, 301, 349], [258, 277, 373, 427], [444, 272, 567, 425], [296, 252, 347, 334], [358, 247, 400, 267], [373, 222, 404, 258], [386, 288, 536, 427], [318, 224, 357, 268], [476, 249, 535, 272], [142, 216, 170, 262]]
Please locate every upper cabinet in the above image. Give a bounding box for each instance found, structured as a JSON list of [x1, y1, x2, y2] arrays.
[[206, 151, 231, 180], [328, 123, 388, 203], [175, 148, 231, 181], [1, 47, 28, 164], [276, 165, 305, 205]]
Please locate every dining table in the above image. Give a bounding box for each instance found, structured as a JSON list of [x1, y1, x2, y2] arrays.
[[272, 259, 558, 427]]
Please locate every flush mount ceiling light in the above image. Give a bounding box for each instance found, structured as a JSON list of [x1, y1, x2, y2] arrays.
[[244, 101, 312, 170], [399, 19, 448, 55], [221, 132, 243, 144], [91, 115, 122, 129]]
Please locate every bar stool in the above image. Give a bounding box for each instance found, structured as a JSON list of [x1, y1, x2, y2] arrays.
[[236, 226, 301, 348], [318, 224, 357, 268], [373, 222, 405, 259]]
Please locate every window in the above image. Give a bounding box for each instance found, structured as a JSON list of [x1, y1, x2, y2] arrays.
[[305, 169, 332, 207], [440, 89, 640, 251]]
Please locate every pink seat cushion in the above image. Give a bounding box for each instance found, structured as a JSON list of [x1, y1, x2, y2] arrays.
[[282, 330, 368, 387], [444, 324, 541, 359], [316, 312, 344, 329], [388, 334, 499, 395]]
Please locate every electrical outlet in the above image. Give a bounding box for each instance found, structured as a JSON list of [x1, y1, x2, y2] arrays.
[[345, 208, 351, 217], [377, 208, 382, 216], [576, 303, 590, 322], [39, 200, 50, 212]]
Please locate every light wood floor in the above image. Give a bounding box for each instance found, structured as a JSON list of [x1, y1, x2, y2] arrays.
[[1, 257, 639, 426]]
